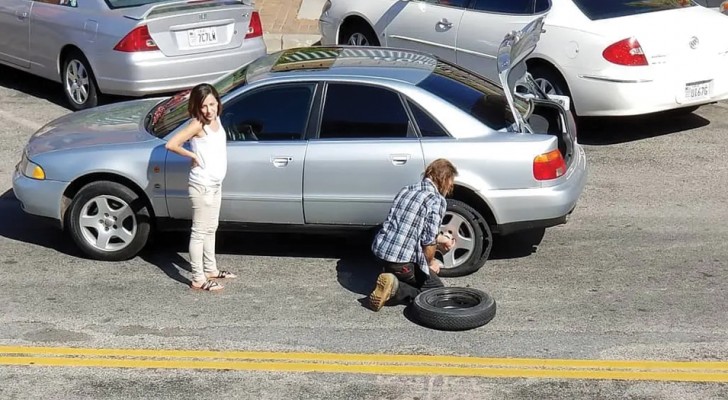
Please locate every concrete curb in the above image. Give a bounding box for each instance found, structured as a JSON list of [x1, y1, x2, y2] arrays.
[[264, 33, 322, 53]]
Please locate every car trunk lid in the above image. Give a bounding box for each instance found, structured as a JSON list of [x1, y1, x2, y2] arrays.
[[123, 0, 257, 57]]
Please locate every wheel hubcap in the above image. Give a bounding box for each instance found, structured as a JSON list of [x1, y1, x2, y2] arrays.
[[65, 59, 90, 105], [78, 195, 137, 252], [437, 211, 476, 269], [534, 77, 557, 95], [347, 33, 369, 46]]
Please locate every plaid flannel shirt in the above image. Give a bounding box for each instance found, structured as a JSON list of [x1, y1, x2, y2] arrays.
[[371, 178, 447, 274]]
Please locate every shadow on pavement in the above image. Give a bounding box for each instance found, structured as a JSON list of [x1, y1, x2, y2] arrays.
[[0, 65, 69, 110], [0, 189, 83, 257], [576, 110, 710, 145]]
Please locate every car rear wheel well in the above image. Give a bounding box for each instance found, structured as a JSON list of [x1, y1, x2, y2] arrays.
[[339, 16, 380, 46], [61, 173, 155, 230], [59, 45, 85, 76], [452, 185, 496, 233]]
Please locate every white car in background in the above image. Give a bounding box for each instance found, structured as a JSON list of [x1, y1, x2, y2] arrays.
[[319, 0, 728, 117], [694, 0, 728, 14]]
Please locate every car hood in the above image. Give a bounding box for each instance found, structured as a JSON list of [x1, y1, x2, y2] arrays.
[[27, 99, 162, 157], [497, 15, 546, 132]]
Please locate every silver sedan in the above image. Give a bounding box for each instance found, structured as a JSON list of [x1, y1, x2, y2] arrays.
[[12, 18, 587, 277], [0, 0, 266, 110]]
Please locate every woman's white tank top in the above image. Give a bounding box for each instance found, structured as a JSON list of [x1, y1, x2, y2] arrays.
[[189, 118, 227, 186]]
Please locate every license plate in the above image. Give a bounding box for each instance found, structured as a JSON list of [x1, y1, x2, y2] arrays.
[[684, 80, 712, 101], [188, 27, 218, 47]]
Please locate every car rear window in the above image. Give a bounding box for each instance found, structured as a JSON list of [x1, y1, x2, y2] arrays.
[[417, 60, 528, 131], [573, 0, 695, 20]]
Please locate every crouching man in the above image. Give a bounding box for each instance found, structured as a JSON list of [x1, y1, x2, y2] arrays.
[[368, 158, 458, 311]]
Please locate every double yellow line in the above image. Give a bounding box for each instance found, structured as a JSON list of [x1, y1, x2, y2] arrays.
[[1, 345, 727, 382]]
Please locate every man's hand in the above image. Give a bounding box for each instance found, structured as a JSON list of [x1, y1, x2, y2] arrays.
[[429, 259, 442, 275], [436, 232, 456, 252]]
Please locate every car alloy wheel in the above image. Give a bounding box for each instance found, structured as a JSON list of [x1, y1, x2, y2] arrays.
[[65, 59, 91, 106], [62, 51, 99, 111], [435, 199, 490, 278], [347, 32, 370, 46], [534, 77, 557, 95], [67, 181, 151, 261], [78, 194, 137, 253]]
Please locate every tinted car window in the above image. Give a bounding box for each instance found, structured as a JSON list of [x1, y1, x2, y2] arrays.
[[433, 0, 470, 7], [417, 61, 524, 130], [223, 84, 315, 141], [573, 0, 694, 20], [319, 84, 411, 139], [471, 0, 534, 14], [408, 101, 449, 137], [535, 0, 550, 12]]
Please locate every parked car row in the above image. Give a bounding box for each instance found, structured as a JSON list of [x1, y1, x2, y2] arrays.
[[12, 18, 588, 277], [319, 0, 728, 117], [0, 0, 266, 110]]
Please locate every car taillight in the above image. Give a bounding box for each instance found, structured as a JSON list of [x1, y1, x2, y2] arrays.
[[602, 37, 647, 66], [533, 149, 566, 181], [114, 26, 159, 52], [245, 11, 263, 39]]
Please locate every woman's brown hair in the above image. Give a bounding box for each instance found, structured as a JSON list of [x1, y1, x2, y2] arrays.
[[187, 83, 222, 123], [424, 158, 458, 196]]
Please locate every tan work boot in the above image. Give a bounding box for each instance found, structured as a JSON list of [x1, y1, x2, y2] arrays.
[[368, 273, 399, 311]]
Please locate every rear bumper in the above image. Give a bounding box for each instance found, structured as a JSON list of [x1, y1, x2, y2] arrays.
[[94, 39, 267, 96], [571, 67, 728, 116], [485, 144, 588, 233]]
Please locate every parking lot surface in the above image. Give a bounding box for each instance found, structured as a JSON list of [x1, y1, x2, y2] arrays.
[[1, 65, 727, 399]]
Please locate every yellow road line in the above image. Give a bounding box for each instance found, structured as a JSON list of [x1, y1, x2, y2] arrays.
[[1, 355, 727, 382], [1, 346, 727, 382], [0, 345, 726, 371]]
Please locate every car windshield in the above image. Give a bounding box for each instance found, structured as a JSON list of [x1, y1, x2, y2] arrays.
[[418, 60, 529, 131], [148, 52, 282, 137], [573, 0, 695, 20]]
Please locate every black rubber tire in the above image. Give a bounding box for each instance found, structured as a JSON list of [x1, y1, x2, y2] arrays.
[[436, 199, 491, 278], [67, 181, 151, 261], [339, 21, 380, 46], [410, 287, 496, 331], [62, 50, 100, 111]]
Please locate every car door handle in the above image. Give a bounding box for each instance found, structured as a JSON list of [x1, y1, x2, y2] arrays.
[[437, 18, 453, 29], [390, 154, 410, 166], [16, 10, 28, 20], [271, 156, 292, 168]]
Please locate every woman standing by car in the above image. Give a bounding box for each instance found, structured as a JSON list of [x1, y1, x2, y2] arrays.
[[165, 83, 237, 291]]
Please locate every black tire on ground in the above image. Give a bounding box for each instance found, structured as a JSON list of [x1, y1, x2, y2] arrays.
[[339, 21, 380, 46], [410, 287, 496, 331], [436, 199, 490, 278], [62, 50, 100, 111], [67, 181, 151, 261]]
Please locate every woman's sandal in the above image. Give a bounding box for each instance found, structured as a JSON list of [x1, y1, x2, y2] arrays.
[[190, 280, 223, 291], [207, 270, 237, 279]]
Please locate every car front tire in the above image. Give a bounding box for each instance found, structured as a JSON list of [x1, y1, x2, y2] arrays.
[[67, 181, 151, 261], [62, 51, 100, 111], [340, 22, 380, 46]]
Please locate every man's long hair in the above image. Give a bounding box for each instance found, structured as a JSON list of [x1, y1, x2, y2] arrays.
[[425, 158, 458, 196]]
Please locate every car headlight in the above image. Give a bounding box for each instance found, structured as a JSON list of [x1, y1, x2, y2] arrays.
[[18, 154, 46, 180]]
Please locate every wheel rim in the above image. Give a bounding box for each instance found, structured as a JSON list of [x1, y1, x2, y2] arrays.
[[65, 59, 90, 105], [437, 211, 476, 270], [534, 77, 557, 95], [347, 33, 370, 46], [426, 292, 481, 310], [78, 194, 137, 252]]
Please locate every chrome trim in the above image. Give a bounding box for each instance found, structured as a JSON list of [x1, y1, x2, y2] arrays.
[[579, 75, 653, 84], [456, 47, 497, 59], [388, 35, 457, 51]]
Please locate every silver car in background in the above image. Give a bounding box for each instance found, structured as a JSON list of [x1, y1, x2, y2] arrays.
[[0, 0, 266, 110], [12, 18, 587, 277]]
